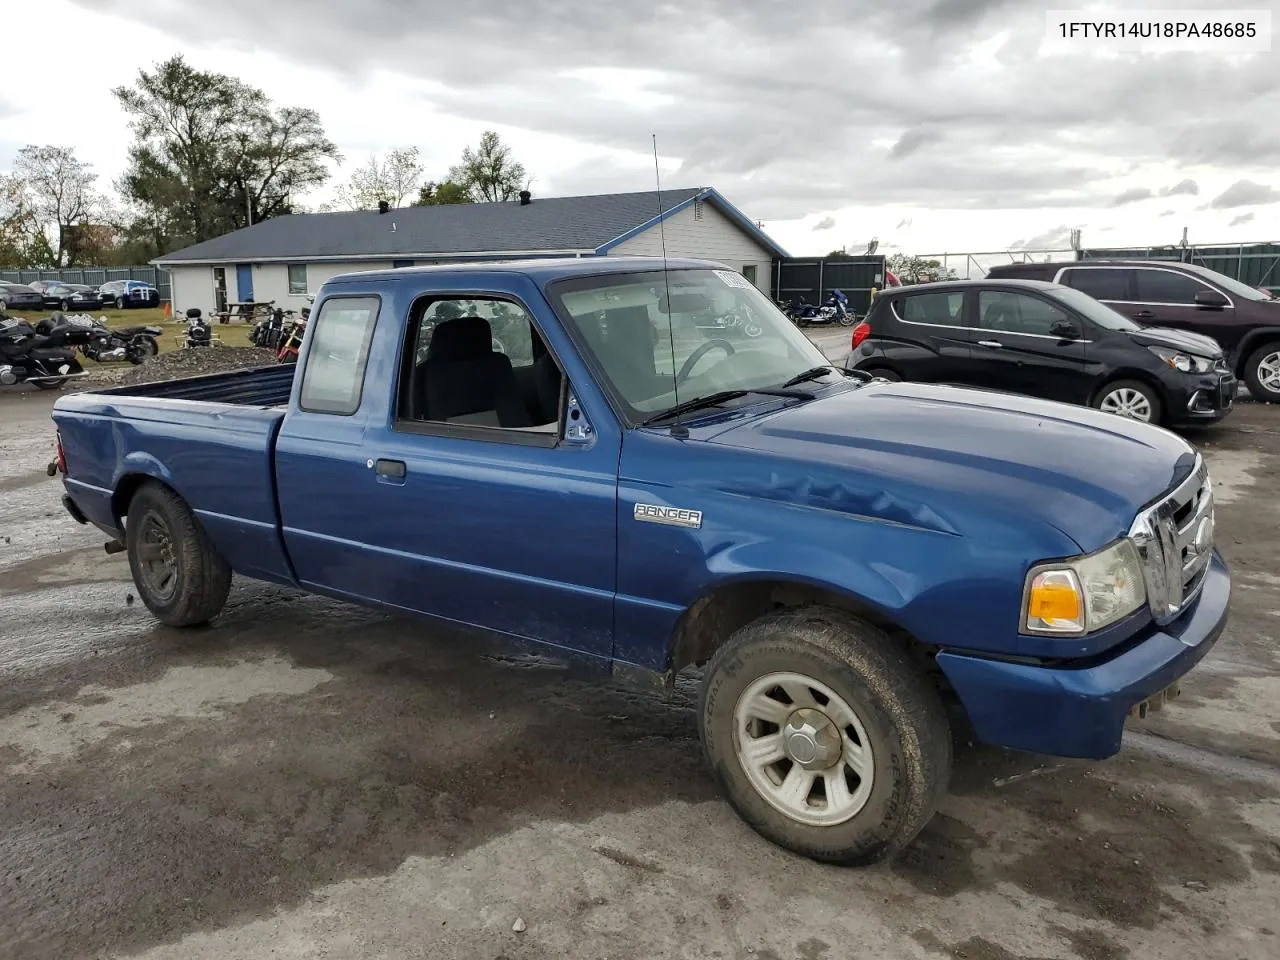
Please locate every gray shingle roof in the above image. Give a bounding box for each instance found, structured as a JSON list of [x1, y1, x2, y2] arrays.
[[155, 188, 708, 264]]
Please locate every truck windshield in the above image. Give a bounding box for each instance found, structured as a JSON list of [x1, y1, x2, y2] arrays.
[[549, 268, 832, 421]]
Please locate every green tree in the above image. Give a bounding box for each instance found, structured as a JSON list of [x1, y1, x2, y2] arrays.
[[449, 131, 527, 203], [413, 179, 473, 206], [113, 55, 339, 255]]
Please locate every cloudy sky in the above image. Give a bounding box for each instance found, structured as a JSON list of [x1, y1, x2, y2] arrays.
[[2, 0, 1278, 260]]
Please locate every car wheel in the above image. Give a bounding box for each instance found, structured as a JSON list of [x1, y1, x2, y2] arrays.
[[31, 378, 67, 390], [699, 607, 951, 865], [1244, 344, 1280, 403], [0, 299, 8, 313], [115, 296, 126, 309], [124, 481, 232, 627], [1094, 380, 1161, 423], [865, 367, 902, 382], [60, 299, 71, 311]]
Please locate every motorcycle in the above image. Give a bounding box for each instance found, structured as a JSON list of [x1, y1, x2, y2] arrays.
[[0, 315, 96, 389], [783, 289, 856, 327], [184, 308, 213, 348], [250, 306, 295, 352], [45, 312, 161, 364]]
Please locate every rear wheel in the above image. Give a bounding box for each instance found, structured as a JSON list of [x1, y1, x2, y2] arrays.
[[115, 296, 126, 309], [1243, 343, 1280, 403], [699, 607, 951, 865], [1094, 379, 1161, 423], [125, 482, 232, 627], [59, 299, 71, 311], [31, 378, 67, 390]]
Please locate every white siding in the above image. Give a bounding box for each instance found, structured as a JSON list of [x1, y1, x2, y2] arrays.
[[608, 199, 774, 293], [166, 261, 394, 318]]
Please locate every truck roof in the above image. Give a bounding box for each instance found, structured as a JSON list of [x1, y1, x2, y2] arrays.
[[326, 255, 728, 287]]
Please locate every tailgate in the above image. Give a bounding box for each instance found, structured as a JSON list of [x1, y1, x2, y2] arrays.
[[52, 384, 294, 585]]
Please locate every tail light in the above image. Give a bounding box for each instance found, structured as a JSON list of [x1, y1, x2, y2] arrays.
[[56, 434, 67, 474], [851, 320, 871, 350]]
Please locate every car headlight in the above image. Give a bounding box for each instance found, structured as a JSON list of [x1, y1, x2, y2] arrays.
[[1023, 538, 1146, 636], [1148, 345, 1214, 374]]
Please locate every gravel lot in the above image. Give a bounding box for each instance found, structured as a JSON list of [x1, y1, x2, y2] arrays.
[[0, 362, 1277, 960]]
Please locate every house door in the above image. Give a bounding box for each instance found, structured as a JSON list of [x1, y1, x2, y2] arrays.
[[213, 267, 228, 312], [236, 264, 253, 302]]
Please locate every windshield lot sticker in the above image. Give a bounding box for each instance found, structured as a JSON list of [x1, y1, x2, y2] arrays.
[[634, 503, 703, 529], [714, 270, 754, 289]]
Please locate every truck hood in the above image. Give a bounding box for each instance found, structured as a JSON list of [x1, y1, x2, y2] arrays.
[[705, 382, 1198, 553], [1126, 325, 1223, 358]]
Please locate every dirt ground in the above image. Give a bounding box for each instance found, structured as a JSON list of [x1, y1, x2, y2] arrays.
[[1, 373, 1278, 960]]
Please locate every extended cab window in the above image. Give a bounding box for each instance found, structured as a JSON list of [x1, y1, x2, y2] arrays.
[[298, 296, 380, 415], [398, 297, 562, 433], [895, 292, 965, 326], [1061, 268, 1130, 301], [1134, 268, 1210, 305], [978, 291, 1069, 336]]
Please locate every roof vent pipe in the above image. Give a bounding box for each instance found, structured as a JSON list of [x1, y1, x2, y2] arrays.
[[378, 200, 390, 214], [519, 190, 532, 206]]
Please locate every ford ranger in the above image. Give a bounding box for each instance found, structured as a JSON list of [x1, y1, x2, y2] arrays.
[[49, 257, 1230, 865]]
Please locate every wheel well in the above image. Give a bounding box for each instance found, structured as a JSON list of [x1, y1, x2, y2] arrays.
[[1090, 370, 1165, 407], [111, 474, 160, 525], [667, 579, 934, 677]]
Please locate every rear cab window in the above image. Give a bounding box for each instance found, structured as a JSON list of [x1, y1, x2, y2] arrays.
[[297, 296, 381, 415]]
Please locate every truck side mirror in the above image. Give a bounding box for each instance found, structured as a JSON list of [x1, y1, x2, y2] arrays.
[[1194, 290, 1228, 310]]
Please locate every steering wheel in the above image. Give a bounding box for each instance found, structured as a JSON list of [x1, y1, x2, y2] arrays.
[[676, 339, 735, 384]]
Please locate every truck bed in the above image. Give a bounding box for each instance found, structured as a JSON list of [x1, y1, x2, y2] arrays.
[[88, 364, 295, 406], [51, 364, 298, 586]]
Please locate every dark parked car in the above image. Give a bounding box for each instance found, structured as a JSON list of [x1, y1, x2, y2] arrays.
[[0, 281, 45, 312], [845, 278, 1234, 426], [985, 259, 1280, 402], [32, 282, 104, 311], [98, 279, 161, 309]]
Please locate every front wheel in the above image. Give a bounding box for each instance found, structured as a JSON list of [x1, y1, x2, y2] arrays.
[[699, 607, 951, 865], [60, 299, 71, 311], [1094, 379, 1161, 423], [125, 482, 232, 626], [837, 313, 856, 327], [31, 378, 67, 390], [1243, 343, 1280, 403], [865, 367, 902, 382], [115, 296, 127, 309]]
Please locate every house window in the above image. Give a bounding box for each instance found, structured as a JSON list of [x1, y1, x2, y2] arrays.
[[742, 265, 758, 286], [287, 264, 308, 295]]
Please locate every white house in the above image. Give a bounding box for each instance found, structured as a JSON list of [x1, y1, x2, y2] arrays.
[[153, 187, 788, 318]]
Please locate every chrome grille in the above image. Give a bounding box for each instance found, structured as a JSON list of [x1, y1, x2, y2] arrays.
[[1128, 455, 1214, 624]]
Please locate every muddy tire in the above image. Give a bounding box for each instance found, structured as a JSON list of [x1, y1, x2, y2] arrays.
[[124, 481, 232, 627], [1243, 343, 1280, 403], [699, 607, 951, 865]]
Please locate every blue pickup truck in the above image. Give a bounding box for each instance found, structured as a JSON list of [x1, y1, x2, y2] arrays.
[[50, 256, 1229, 865]]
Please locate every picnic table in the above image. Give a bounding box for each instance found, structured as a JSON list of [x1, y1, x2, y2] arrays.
[[216, 301, 275, 324]]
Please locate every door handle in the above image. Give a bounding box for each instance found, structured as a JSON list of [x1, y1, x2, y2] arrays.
[[1132, 310, 1155, 320], [976, 340, 1003, 348], [374, 458, 406, 479]]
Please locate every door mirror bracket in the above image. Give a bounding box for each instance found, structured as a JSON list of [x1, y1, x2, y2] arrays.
[[564, 390, 594, 445]]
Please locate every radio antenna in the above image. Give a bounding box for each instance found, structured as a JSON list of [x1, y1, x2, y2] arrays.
[[652, 134, 686, 438]]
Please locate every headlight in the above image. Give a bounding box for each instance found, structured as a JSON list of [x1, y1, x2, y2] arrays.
[[1023, 538, 1146, 636], [1148, 345, 1214, 374]]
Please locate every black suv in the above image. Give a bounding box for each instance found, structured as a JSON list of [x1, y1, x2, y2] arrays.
[[985, 259, 1280, 401], [845, 278, 1234, 427]]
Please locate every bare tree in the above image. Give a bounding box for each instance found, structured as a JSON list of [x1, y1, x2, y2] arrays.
[[334, 147, 425, 210], [11, 145, 101, 266]]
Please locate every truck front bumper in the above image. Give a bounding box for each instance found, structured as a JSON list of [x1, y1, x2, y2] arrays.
[[935, 550, 1230, 760]]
